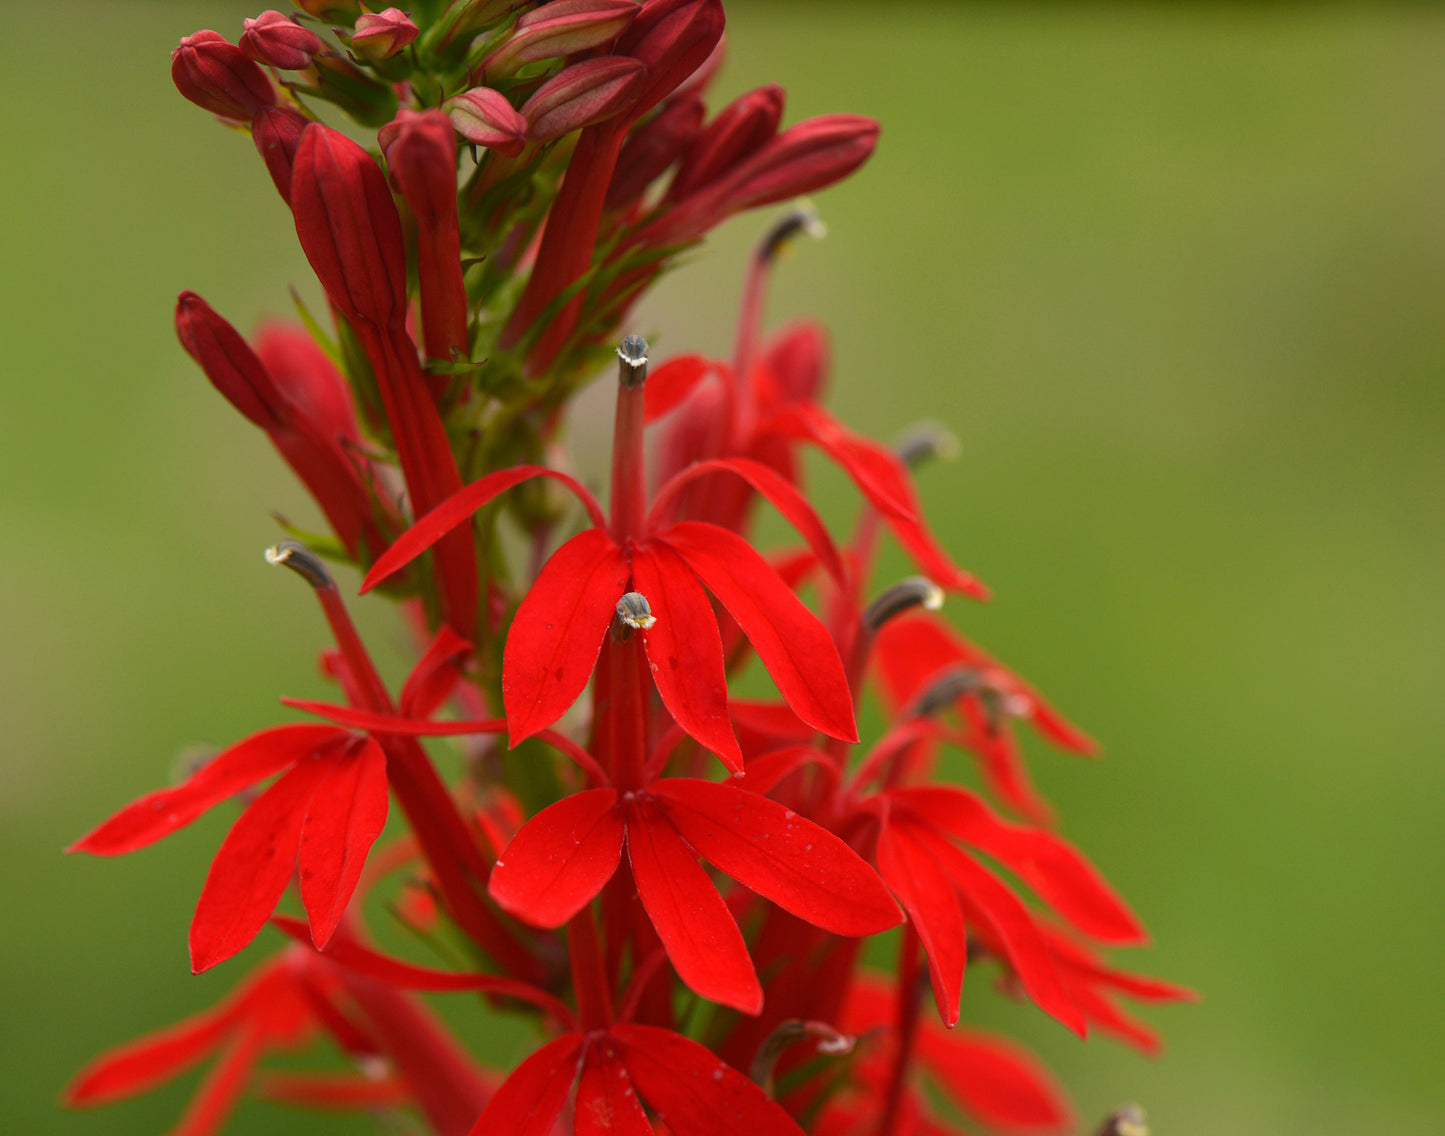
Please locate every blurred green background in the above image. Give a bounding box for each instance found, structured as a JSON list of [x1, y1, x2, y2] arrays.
[[5, 2, 1443, 1133]]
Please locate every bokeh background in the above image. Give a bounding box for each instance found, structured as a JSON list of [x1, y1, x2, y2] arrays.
[[4, 2, 1443, 1133]]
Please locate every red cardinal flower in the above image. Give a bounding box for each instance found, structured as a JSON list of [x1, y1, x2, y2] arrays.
[[363, 338, 857, 773]]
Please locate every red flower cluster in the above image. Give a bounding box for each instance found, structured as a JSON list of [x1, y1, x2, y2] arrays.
[[68, 5, 1191, 1135]]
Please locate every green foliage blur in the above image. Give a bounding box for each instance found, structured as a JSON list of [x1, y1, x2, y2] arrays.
[[4, 2, 1442, 1133]]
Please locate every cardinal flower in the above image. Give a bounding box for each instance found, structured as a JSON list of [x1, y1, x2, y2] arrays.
[[363, 336, 858, 774]]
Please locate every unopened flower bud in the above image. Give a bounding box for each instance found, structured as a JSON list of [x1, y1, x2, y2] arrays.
[[478, 0, 641, 79], [667, 84, 783, 202], [290, 124, 408, 328], [240, 11, 325, 71], [351, 8, 418, 60], [171, 30, 276, 121], [520, 56, 647, 142], [295, 0, 361, 17], [605, 91, 704, 212], [445, 87, 528, 156], [251, 105, 309, 204], [614, 0, 724, 123]]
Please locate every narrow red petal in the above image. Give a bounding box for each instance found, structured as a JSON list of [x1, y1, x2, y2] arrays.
[[876, 817, 966, 1027], [649, 458, 849, 589], [488, 789, 625, 927], [660, 522, 856, 742], [762, 402, 988, 598], [631, 540, 744, 772], [189, 756, 333, 973], [615, 1023, 807, 1136], [280, 699, 506, 737], [297, 739, 390, 949], [575, 1038, 653, 1136], [909, 823, 1086, 1036], [894, 785, 1145, 945], [361, 465, 607, 593], [917, 1026, 1073, 1133], [399, 625, 471, 719], [626, 797, 762, 1015], [503, 528, 631, 744], [65, 1008, 234, 1105], [271, 915, 577, 1026], [734, 745, 833, 798], [466, 1035, 583, 1136], [257, 1070, 411, 1108], [649, 778, 900, 936], [169, 1027, 268, 1136], [642, 353, 723, 422], [69, 724, 344, 856]]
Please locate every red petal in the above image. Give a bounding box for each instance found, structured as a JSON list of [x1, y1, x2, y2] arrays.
[[660, 522, 856, 742], [615, 1024, 807, 1136], [189, 756, 333, 973], [762, 402, 988, 598], [626, 797, 762, 1014], [297, 739, 390, 949], [69, 723, 344, 856], [488, 789, 625, 927], [361, 465, 607, 593], [257, 1071, 411, 1109], [503, 528, 631, 745], [399, 625, 471, 718], [643, 353, 723, 422], [170, 1027, 268, 1136], [575, 1038, 652, 1136], [280, 699, 506, 737], [917, 1026, 1073, 1133], [65, 1007, 234, 1105], [893, 786, 1145, 945], [734, 745, 833, 798], [271, 915, 577, 1026], [466, 1035, 583, 1136], [631, 540, 744, 772], [876, 817, 966, 1027], [909, 824, 1086, 1036], [649, 778, 900, 936], [649, 458, 849, 588]]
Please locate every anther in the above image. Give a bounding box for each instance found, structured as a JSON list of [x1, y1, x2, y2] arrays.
[[612, 590, 656, 639], [617, 335, 649, 387], [758, 203, 826, 264], [861, 576, 943, 637], [905, 664, 984, 720], [265, 539, 334, 590], [1092, 1105, 1148, 1136], [893, 422, 960, 470]]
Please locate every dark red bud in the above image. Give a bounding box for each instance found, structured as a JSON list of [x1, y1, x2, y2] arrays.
[[240, 11, 325, 71], [352, 8, 419, 60], [479, 0, 641, 78], [251, 105, 309, 204], [667, 83, 782, 201], [720, 114, 879, 215], [175, 291, 283, 428], [520, 56, 648, 143], [614, 0, 724, 123], [290, 124, 408, 328], [604, 91, 704, 212], [171, 30, 276, 121], [446, 87, 528, 157]]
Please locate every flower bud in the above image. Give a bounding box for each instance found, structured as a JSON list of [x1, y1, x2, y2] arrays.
[[295, 0, 361, 17], [290, 124, 408, 328], [251, 105, 309, 204], [351, 8, 418, 60], [667, 84, 782, 201], [379, 110, 470, 361], [240, 11, 325, 71], [171, 30, 276, 121], [613, 0, 724, 123], [604, 91, 704, 212], [520, 56, 647, 143], [445, 87, 528, 156], [479, 0, 641, 79]]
